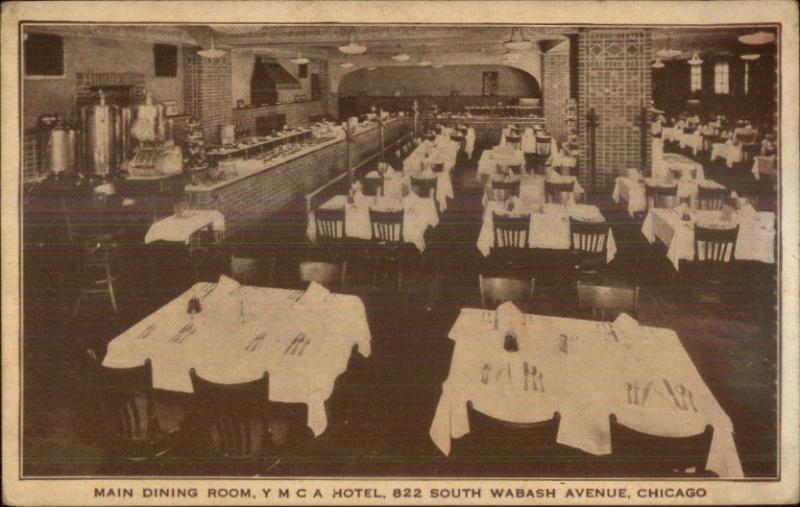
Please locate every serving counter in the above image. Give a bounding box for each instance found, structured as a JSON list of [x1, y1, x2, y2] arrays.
[[184, 117, 412, 238]]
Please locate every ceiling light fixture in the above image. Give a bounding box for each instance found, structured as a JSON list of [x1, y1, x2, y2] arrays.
[[418, 59, 432, 67], [339, 62, 355, 69], [290, 53, 310, 65], [740, 53, 761, 61], [367, 66, 378, 70], [502, 51, 521, 64], [211, 25, 264, 35], [338, 33, 367, 55], [197, 36, 226, 59], [688, 51, 703, 66], [504, 27, 533, 51], [652, 57, 665, 69], [392, 53, 410, 62], [738, 31, 775, 45], [656, 38, 681, 59]]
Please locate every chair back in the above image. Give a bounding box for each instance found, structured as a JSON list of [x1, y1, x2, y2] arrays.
[[506, 164, 523, 175], [577, 281, 640, 320], [697, 187, 728, 211], [492, 212, 530, 249], [299, 260, 347, 289], [361, 177, 384, 197], [230, 255, 276, 286], [506, 134, 522, 150], [479, 275, 535, 310], [569, 217, 609, 254], [410, 176, 437, 200], [464, 402, 560, 455], [545, 181, 575, 204], [431, 162, 445, 173], [314, 206, 346, 241], [694, 225, 738, 263], [645, 184, 678, 210], [490, 179, 521, 200], [98, 359, 154, 443], [536, 135, 552, 155], [369, 209, 404, 243], [609, 414, 714, 477]]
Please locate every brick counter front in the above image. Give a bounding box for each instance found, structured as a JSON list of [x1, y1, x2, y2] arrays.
[[186, 118, 411, 237]]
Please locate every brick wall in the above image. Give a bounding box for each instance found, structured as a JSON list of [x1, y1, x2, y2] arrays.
[[577, 29, 652, 192], [184, 49, 233, 144], [187, 118, 411, 237], [542, 40, 571, 142]]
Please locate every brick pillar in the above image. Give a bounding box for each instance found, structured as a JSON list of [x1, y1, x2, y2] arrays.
[[184, 48, 233, 145], [542, 40, 570, 142], [577, 29, 653, 192]]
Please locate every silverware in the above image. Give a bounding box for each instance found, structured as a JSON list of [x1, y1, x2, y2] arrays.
[[641, 380, 653, 406], [136, 324, 156, 340], [530, 365, 538, 391], [663, 378, 683, 410], [685, 386, 698, 412], [298, 339, 311, 356], [169, 322, 194, 343], [626, 382, 632, 404], [481, 363, 491, 384], [633, 380, 640, 405], [245, 332, 266, 352], [524, 362, 529, 391], [284, 332, 304, 355], [538, 371, 544, 392]]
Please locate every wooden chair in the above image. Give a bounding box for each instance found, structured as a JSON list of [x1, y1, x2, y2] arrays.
[[577, 281, 639, 320], [93, 359, 183, 460], [697, 187, 728, 211], [368, 209, 406, 291], [451, 402, 560, 474], [73, 240, 120, 317], [492, 212, 530, 250], [230, 254, 277, 286], [189, 369, 275, 458], [545, 180, 575, 204], [314, 207, 346, 242], [479, 274, 535, 311], [361, 177, 383, 197], [410, 176, 437, 200], [608, 414, 715, 477], [506, 134, 522, 151], [536, 135, 552, 156], [694, 225, 739, 264], [490, 179, 521, 200], [569, 217, 610, 278], [299, 260, 347, 290], [690, 225, 740, 303], [645, 184, 678, 210]]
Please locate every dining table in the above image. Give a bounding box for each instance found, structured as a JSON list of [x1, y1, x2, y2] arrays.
[[641, 206, 776, 270], [102, 275, 371, 437], [612, 176, 727, 216], [483, 172, 585, 207], [144, 209, 226, 244], [403, 139, 459, 174], [500, 127, 537, 153], [364, 165, 453, 212], [476, 147, 527, 180], [476, 201, 617, 261], [429, 306, 744, 478], [307, 193, 439, 252]]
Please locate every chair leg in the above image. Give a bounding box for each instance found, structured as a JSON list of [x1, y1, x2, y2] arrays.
[[397, 262, 403, 293], [107, 280, 119, 314], [72, 292, 83, 318]]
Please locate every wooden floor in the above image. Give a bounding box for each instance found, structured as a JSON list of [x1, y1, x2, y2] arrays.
[[20, 140, 778, 477]]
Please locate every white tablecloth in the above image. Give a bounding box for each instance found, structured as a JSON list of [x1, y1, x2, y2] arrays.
[[662, 127, 681, 143], [429, 309, 744, 478], [103, 276, 371, 437], [365, 168, 453, 212], [476, 201, 617, 261], [144, 210, 225, 244], [484, 173, 584, 207], [679, 132, 704, 156], [612, 177, 726, 216], [477, 148, 526, 180], [403, 140, 458, 174], [307, 194, 439, 252], [500, 127, 537, 154], [711, 141, 744, 168], [642, 208, 776, 270], [656, 153, 705, 181]]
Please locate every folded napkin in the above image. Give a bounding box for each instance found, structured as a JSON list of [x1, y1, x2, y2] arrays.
[[298, 281, 330, 306], [216, 274, 241, 294], [738, 203, 758, 220], [673, 202, 689, 215], [497, 301, 525, 336], [613, 312, 641, 346]]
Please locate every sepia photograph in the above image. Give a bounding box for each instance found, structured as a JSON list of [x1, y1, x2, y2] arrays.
[[1, 1, 798, 505]]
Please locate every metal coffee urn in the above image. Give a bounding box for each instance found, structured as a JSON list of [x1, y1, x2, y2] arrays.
[[37, 115, 78, 175], [80, 90, 119, 176]]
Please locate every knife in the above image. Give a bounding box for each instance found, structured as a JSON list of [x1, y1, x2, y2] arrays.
[[663, 378, 682, 410]]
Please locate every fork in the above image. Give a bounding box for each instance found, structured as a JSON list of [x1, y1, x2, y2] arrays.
[[169, 322, 194, 343], [245, 333, 266, 352], [136, 324, 156, 340]]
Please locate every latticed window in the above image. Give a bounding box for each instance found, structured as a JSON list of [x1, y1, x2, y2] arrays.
[[690, 65, 702, 92], [714, 62, 730, 94]]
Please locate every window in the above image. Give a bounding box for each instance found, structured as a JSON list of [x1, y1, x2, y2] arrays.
[[153, 44, 178, 77], [24, 33, 64, 77], [714, 62, 730, 95], [689, 65, 702, 92], [298, 63, 308, 79], [744, 62, 750, 95]]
